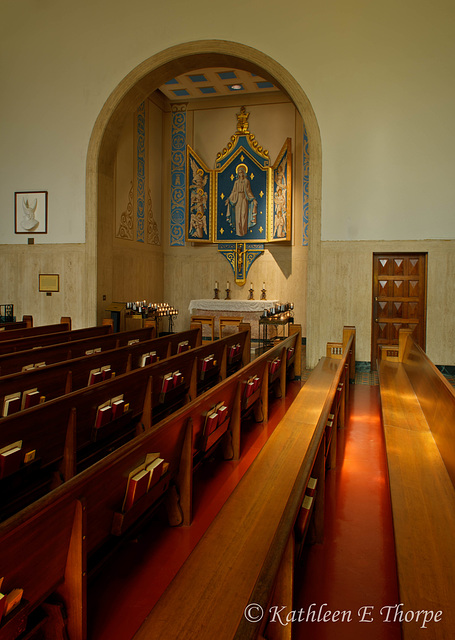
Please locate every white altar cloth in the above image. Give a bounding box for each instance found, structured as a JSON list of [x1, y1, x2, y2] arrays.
[[188, 299, 279, 313], [189, 299, 279, 339]]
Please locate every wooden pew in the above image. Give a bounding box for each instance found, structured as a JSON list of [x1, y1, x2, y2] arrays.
[[0, 328, 202, 413], [0, 329, 251, 517], [0, 321, 28, 332], [0, 323, 308, 640], [0, 366, 156, 520], [0, 403, 193, 640], [378, 329, 455, 639], [0, 320, 70, 342], [0, 326, 157, 376], [0, 324, 114, 356], [132, 327, 355, 640]]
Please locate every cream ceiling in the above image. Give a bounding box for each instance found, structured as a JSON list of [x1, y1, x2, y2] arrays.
[[158, 67, 280, 102]]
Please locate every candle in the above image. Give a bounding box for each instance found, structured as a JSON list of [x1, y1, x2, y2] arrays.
[[262, 282, 266, 289], [227, 281, 230, 289], [250, 282, 253, 289], [215, 281, 218, 289]]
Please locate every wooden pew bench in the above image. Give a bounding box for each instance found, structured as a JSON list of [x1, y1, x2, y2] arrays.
[[0, 323, 307, 640], [0, 328, 202, 414], [0, 398, 194, 640], [0, 320, 70, 342], [0, 321, 28, 331], [0, 322, 71, 342], [378, 329, 455, 639], [0, 325, 306, 640], [132, 327, 355, 640], [0, 329, 251, 518], [0, 324, 113, 356], [0, 326, 157, 376]]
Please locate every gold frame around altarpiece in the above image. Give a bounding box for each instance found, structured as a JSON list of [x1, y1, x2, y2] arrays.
[[185, 146, 214, 244], [268, 138, 292, 243]]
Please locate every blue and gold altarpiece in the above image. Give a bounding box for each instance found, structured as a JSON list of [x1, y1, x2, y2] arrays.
[[186, 107, 292, 285]]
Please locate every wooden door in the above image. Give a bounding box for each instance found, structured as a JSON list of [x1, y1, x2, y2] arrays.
[[371, 253, 427, 369]]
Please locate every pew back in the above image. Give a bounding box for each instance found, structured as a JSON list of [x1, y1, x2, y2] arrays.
[[0, 326, 157, 376], [0, 329, 201, 412], [0, 321, 70, 342], [0, 325, 112, 355]]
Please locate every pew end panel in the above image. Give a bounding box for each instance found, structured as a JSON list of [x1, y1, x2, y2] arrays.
[[0, 495, 85, 640]]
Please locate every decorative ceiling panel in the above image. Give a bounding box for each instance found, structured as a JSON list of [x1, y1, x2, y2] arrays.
[[159, 68, 279, 102]]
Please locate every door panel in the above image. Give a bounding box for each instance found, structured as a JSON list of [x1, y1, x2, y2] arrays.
[[371, 253, 427, 369]]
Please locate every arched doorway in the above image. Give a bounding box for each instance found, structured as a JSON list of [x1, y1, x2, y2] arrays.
[[87, 40, 322, 366]]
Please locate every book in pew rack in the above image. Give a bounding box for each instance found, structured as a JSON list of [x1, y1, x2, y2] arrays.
[[121, 453, 169, 512], [94, 395, 127, 430], [95, 402, 113, 429], [140, 351, 158, 367], [21, 388, 41, 410], [177, 340, 190, 353], [0, 441, 23, 479], [2, 392, 21, 417]]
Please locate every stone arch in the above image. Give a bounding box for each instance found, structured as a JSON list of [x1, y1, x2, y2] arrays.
[[86, 40, 322, 364]]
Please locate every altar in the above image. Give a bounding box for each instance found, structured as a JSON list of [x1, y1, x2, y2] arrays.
[[189, 299, 279, 340]]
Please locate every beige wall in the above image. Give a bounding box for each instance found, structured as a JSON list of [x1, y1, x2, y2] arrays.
[[1, 0, 454, 365], [318, 240, 455, 365]]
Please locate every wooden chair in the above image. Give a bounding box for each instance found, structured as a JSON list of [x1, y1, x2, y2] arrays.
[[219, 316, 243, 338], [190, 315, 215, 341]]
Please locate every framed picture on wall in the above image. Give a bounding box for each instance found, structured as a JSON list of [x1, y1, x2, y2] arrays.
[[39, 274, 59, 293], [14, 191, 48, 234]]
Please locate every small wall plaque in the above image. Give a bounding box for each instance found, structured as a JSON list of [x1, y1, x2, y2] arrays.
[[39, 274, 59, 293]]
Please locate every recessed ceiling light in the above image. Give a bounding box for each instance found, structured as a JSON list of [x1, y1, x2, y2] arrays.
[[230, 84, 242, 90]]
